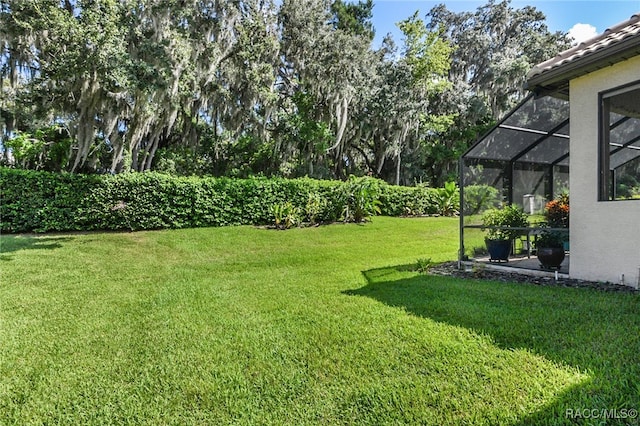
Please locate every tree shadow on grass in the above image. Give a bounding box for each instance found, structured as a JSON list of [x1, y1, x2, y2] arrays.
[[345, 265, 640, 425], [0, 235, 72, 260]]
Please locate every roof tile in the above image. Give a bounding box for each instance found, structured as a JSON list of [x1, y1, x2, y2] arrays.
[[527, 13, 640, 81]]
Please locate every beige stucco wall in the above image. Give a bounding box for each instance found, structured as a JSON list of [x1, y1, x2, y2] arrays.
[[569, 55, 640, 287]]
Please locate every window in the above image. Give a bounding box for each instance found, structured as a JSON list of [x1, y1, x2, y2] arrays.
[[599, 82, 640, 201]]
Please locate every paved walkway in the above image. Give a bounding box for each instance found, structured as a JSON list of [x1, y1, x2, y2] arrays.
[[468, 254, 570, 278]]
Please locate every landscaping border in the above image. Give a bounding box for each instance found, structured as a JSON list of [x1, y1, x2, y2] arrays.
[[0, 168, 443, 233]]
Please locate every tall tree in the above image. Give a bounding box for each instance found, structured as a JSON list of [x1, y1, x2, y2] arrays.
[[0, 0, 572, 188], [418, 0, 572, 185], [330, 0, 374, 40], [427, 0, 571, 118], [278, 0, 377, 179], [0, 0, 281, 173]]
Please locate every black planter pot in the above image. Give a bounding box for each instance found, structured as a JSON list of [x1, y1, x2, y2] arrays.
[[537, 247, 565, 269], [485, 239, 512, 262]]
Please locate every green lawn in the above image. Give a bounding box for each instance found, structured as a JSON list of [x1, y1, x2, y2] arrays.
[[1, 217, 639, 425]]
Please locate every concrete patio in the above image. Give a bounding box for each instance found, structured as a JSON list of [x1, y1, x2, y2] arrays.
[[462, 254, 570, 278]]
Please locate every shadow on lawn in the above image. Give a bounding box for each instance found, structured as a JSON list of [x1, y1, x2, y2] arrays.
[[345, 265, 640, 425], [0, 235, 71, 260]]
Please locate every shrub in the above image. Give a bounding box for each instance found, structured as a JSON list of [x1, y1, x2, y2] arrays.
[[0, 169, 101, 232], [416, 257, 433, 273], [340, 176, 381, 223], [433, 181, 459, 216], [615, 174, 639, 199], [272, 202, 302, 230], [481, 205, 529, 241], [2, 126, 73, 172], [463, 184, 500, 215], [0, 168, 454, 233], [304, 192, 327, 225], [544, 193, 569, 228], [534, 227, 565, 249], [378, 184, 438, 216]]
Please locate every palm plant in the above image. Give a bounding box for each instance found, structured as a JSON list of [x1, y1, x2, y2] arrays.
[[341, 176, 381, 223]]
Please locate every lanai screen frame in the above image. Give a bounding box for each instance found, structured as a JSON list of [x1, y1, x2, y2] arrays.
[[458, 91, 640, 263], [458, 93, 571, 264]]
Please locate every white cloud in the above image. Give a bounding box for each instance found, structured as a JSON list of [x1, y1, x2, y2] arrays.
[[568, 23, 598, 45]]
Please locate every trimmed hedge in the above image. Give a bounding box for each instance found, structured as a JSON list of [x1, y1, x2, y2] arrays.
[[0, 168, 442, 233]]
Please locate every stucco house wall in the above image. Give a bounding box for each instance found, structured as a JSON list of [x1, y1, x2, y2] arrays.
[[569, 54, 640, 286]]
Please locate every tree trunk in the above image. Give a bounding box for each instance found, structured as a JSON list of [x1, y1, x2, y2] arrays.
[[395, 151, 401, 186]]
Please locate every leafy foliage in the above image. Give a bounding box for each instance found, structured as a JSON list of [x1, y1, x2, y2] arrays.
[[534, 227, 565, 249], [304, 192, 328, 225], [463, 184, 501, 215], [330, 0, 375, 40], [433, 181, 459, 216], [0, 167, 102, 233], [544, 193, 569, 228], [416, 257, 434, 273], [534, 193, 569, 248], [0, 0, 569, 187], [340, 176, 382, 223], [420, 1, 570, 185], [0, 168, 450, 233], [272, 202, 302, 230], [3, 126, 72, 172], [378, 184, 438, 217], [481, 205, 529, 241], [615, 168, 640, 199], [427, 1, 571, 118]]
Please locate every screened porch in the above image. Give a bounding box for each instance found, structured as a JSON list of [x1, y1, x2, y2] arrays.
[[458, 94, 570, 274], [458, 90, 640, 274]]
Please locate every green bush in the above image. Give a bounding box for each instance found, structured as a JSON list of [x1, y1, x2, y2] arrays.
[[463, 184, 500, 215], [481, 205, 529, 241], [2, 126, 73, 172], [340, 176, 381, 223], [0, 169, 102, 232], [0, 168, 452, 233], [304, 192, 328, 225], [433, 181, 459, 216], [378, 184, 439, 216], [271, 201, 302, 229]]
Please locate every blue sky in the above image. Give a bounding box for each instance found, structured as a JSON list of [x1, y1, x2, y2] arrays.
[[369, 0, 640, 47]]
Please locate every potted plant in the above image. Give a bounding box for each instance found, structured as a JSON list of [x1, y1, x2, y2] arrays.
[[534, 228, 566, 269], [535, 194, 569, 269], [481, 205, 529, 262], [544, 193, 569, 228]]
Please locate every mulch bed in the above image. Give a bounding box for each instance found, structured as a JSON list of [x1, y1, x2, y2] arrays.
[[430, 262, 639, 293]]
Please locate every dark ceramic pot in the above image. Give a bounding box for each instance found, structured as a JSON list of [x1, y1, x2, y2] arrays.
[[485, 239, 512, 262], [537, 247, 565, 269]]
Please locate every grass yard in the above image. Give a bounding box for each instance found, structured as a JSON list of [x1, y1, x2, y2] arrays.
[[1, 217, 639, 425]]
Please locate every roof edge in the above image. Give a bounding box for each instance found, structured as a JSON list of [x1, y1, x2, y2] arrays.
[[526, 36, 640, 92], [526, 13, 640, 93]]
